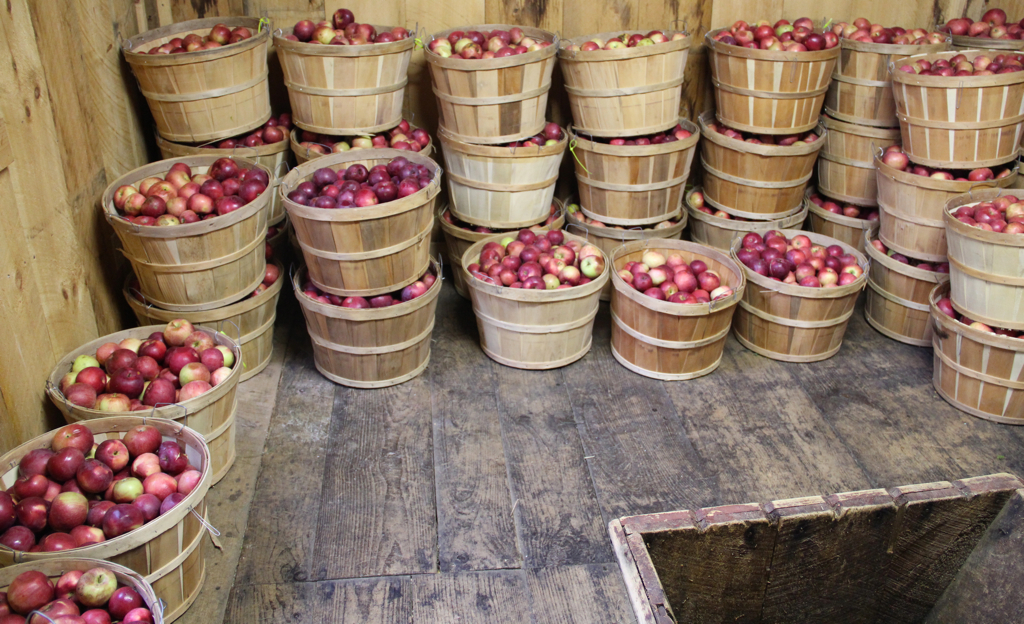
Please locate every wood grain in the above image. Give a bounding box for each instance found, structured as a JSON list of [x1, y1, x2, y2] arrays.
[[409, 570, 531, 624], [525, 564, 634, 624]]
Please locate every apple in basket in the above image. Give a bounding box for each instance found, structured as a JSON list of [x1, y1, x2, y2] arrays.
[[207, 112, 292, 149], [713, 18, 839, 51], [950, 195, 1024, 234], [831, 18, 946, 45], [706, 119, 818, 145], [807, 192, 878, 221], [466, 230, 605, 289], [944, 10, 1024, 41], [619, 251, 734, 303], [428, 26, 552, 59], [301, 269, 437, 307], [145, 23, 252, 54], [935, 295, 1024, 337], [898, 52, 1024, 75], [736, 231, 865, 287], [285, 9, 409, 45], [285, 156, 434, 208], [296, 118, 430, 155], [564, 29, 686, 52]]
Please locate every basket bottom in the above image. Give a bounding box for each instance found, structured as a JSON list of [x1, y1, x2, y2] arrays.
[[864, 309, 931, 347], [314, 352, 431, 388], [610, 344, 722, 381], [733, 329, 844, 363], [482, 339, 592, 370], [933, 366, 1024, 426]]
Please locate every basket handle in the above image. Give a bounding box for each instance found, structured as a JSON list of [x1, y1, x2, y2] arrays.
[[190, 506, 224, 551], [434, 252, 445, 283], [275, 160, 292, 179], [217, 318, 244, 345], [669, 19, 690, 37], [933, 316, 950, 340], [565, 221, 590, 238], [45, 378, 74, 416], [29, 610, 57, 623]]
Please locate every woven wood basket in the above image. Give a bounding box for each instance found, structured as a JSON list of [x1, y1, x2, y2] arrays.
[[0, 558, 165, 623], [461, 232, 609, 369], [570, 119, 698, 226], [610, 239, 745, 380], [266, 214, 291, 260], [426, 25, 558, 144], [892, 50, 1024, 168], [556, 31, 690, 136], [944, 189, 1024, 329], [818, 115, 901, 205], [564, 204, 686, 301], [950, 34, 1024, 52], [124, 261, 282, 383], [684, 186, 809, 251], [706, 29, 839, 134], [439, 127, 566, 228], [440, 201, 565, 299], [731, 230, 869, 362], [875, 154, 1019, 261], [805, 189, 877, 254], [122, 17, 271, 143], [864, 231, 949, 346], [931, 282, 1024, 424], [155, 133, 291, 223], [294, 262, 440, 387], [699, 112, 824, 219], [44, 326, 241, 484], [280, 148, 440, 297], [274, 28, 413, 134], [0, 417, 214, 622], [290, 126, 433, 165], [825, 37, 949, 128], [101, 156, 270, 312]]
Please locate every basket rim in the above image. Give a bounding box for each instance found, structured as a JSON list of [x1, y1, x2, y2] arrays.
[[698, 111, 827, 155], [0, 416, 212, 566], [425, 24, 557, 69], [556, 29, 690, 60], [819, 114, 903, 140], [609, 239, 747, 315], [875, 154, 1020, 190], [568, 118, 699, 155], [837, 35, 951, 54], [273, 25, 416, 55], [943, 188, 1024, 246], [947, 31, 1024, 49], [461, 231, 611, 301], [805, 187, 879, 229], [705, 28, 841, 61], [730, 229, 869, 297], [863, 229, 949, 283], [123, 16, 270, 61], [155, 131, 290, 158], [288, 126, 433, 161], [101, 155, 272, 239], [564, 201, 687, 238], [930, 282, 1024, 348], [293, 259, 442, 320], [890, 49, 1024, 86], [439, 200, 566, 243], [685, 186, 809, 230], [438, 125, 568, 157]]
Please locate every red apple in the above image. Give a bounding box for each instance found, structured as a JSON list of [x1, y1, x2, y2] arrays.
[[95, 439, 130, 472], [101, 504, 144, 538], [122, 425, 162, 456]]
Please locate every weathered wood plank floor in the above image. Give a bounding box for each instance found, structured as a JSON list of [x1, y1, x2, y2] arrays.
[[184, 278, 1024, 623]]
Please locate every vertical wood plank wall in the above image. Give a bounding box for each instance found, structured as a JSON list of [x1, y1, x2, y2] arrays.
[[0, 0, 1018, 452]]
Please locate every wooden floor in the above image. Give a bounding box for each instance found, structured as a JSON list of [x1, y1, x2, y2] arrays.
[[181, 276, 1024, 624]]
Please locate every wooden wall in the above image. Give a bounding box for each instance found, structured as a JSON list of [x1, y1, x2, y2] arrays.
[[1, 0, 1021, 453]]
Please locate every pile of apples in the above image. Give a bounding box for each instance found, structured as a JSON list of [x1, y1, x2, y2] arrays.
[[145, 23, 252, 54], [1, 565, 154, 623], [833, 18, 947, 45], [808, 192, 879, 221], [57, 320, 236, 411], [582, 123, 692, 146], [286, 9, 409, 45], [207, 113, 291, 149], [563, 30, 685, 52], [505, 123, 564, 147], [706, 120, 819, 146], [897, 52, 1024, 74], [427, 27, 551, 59], [944, 9, 1024, 40], [296, 119, 430, 155], [566, 203, 680, 231], [713, 18, 840, 52], [0, 423, 201, 555], [949, 196, 1024, 233], [285, 156, 433, 208], [468, 230, 606, 289], [878, 145, 1014, 180], [301, 270, 435, 308], [736, 231, 865, 287], [112, 159, 267, 226], [618, 251, 734, 303], [936, 296, 1023, 337], [688, 190, 757, 221], [869, 239, 950, 272], [442, 203, 561, 234]]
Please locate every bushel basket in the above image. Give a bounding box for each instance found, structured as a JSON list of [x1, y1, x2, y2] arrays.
[[685, 187, 809, 251]]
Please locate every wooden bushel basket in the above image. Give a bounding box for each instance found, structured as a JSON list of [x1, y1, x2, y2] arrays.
[[685, 186, 809, 251], [274, 28, 413, 135], [931, 283, 1024, 424], [731, 230, 869, 362], [461, 232, 610, 369], [124, 261, 283, 382], [944, 189, 1024, 329], [892, 50, 1024, 168], [290, 126, 433, 165], [556, 31, 690, 136], [875, 154, 1018, 261], [294, 262, 441, 387], [101, 156, 270, 312], [570, 119, 698, 226], [610, 239, 745, 380], [706, 29, 839, 134], [565, 204, 686, 301], [805, 188, 878, 254], [156, 133, 291, 223], [825, 37, 949, 128], [950, 33, 1024, 52], [280, 148, 440, 297], [266, 214, 291, 260], [699, 112, 824, 219], [440, 201, 565, 299], [123, 17, 271, 143], [0, 559, 165, 623], [0, 417, 215, 622], [426, 25, 558, 144], [818, 115, 901, 206], [864, 231, 949, 346], [45, 326, 241, 484], [439, 127, 567, 228]]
